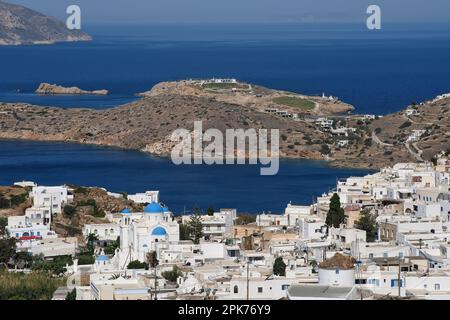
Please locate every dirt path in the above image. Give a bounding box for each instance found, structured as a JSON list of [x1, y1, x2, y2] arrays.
[[371, 131, 393, 147], [405, 141, 423, 161]]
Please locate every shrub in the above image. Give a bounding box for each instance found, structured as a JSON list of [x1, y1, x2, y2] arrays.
[[0, 271, 65, 300], [162, 266, 183, 282], [74, 187, 89, 194], [235, 214, 256, 225], [63, 205, 77, 217], [77, 255, 95, 265], [399, 121, 412, 129], [127, 260, 148, 269], [10, 193, 28, 207], [321, 144, 331, 155], [65, 288, 76, 300]]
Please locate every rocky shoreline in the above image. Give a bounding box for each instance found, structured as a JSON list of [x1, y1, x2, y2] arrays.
[[36, 83, 109, 96], [0, 1, 91, 46], [0, 80, 448, 170]]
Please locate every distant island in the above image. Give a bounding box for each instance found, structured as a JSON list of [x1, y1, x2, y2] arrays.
[[0, 79, 448, 170], [0, 1, 91, 45], [36, 83, 109, 96]]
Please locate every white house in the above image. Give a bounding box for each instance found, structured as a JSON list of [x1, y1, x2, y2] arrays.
[[128, 191, 159, 204], [83, 223, 120, 241], [30, 185, 73, 214]]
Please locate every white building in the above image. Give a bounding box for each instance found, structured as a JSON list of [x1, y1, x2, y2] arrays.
[[30, 185, 73, 214], [299, 218, 327, 240], [6, 215, 57, 240], [182, 209, 236, 238], [83, 223, 120, 241], [114, 203, 180, 269], [127, 191, 159, 204]]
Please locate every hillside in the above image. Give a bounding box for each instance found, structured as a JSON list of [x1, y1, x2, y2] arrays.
[[0, 1, 91, 45], [0, 80, 448, 169]]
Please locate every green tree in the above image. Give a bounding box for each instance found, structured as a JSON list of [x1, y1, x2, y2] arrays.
[[354, 209, 378, 242], [179, 223, 191, 241], [65, 288, 76, 300], [86, 233, 99, 254], [206, 206, 215, 216], [321, 144, 331, 155], [77, 255, 95, 265], [236, 214, 256, 225], [0, 237, 16, 266], [63, 205, 77, 217], [273, 257, 287, 276], [127, 260, 148, 269], [0, 216, 7, 237], [31, 254, 69, 275], [162, 266, 183, 282], [104, 237, 120, 255], [188, 208, 204, 244], [326, 193, 345, 228], [146, 251, 159, 268], [14, 251, 33, 269]]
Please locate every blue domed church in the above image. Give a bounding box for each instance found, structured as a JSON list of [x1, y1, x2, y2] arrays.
[[114, 202, 179, 268]]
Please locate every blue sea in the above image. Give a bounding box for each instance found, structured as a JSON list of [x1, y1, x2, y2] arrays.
[[0, 140, 369, 214], [1, 23, 450, 112], [0, 23, 449, 213]]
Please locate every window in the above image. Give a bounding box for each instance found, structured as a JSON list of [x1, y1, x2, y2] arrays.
[[233, 285, 239, 294], [398, 252, 404, 258], [257, 287, 263, 293], [383, 252, 388, 258], [390, 279, 403, 288], [435, 284, 441, 291], [281, 285, 290, 291], [369, 253, 374, 259], [335, 269, 340, 274], [367, 279, 380, 286]]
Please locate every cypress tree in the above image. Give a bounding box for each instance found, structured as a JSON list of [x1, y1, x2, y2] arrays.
[[326, 193, 345, 228]]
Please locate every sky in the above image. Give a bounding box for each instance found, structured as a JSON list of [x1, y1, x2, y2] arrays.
[[6, 0, 450, 24]]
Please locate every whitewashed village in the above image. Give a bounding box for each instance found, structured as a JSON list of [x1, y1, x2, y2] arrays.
[[1, 154, 450, 300]]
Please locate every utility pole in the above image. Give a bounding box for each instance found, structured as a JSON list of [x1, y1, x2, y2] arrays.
[[154, 263, 158, 301], [246, 260, 250, 300], [398, 259, 402, 297]]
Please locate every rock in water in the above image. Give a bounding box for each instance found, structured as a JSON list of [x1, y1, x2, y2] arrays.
[[0, 1, 91, 45], [36, 83, 109, 95]]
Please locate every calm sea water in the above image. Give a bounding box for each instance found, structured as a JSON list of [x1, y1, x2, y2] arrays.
[[0, 23, 449, 112], [0, 23, 448, 213], [0, 140, 369, 214]]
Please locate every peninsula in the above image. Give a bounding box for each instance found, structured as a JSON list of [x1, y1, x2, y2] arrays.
[[0, 79, 448, 169], [0, 1, 91, 45], [36, 83, 109, 96]]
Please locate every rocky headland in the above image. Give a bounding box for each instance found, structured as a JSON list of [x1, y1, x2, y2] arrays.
[[0, 1, 91, 45], [36, 83, 109, 96], [0, 80, 448, 170]]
